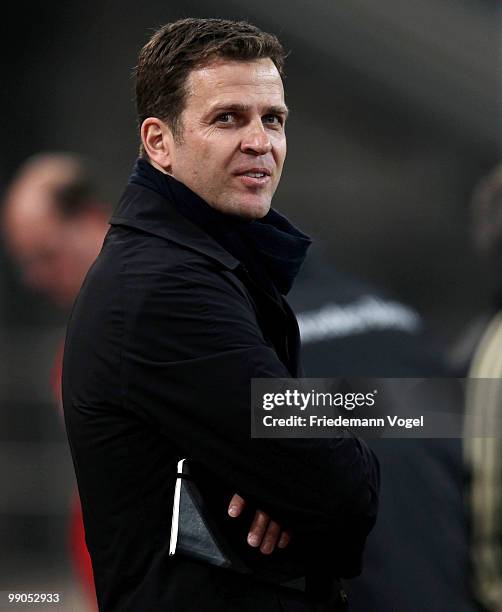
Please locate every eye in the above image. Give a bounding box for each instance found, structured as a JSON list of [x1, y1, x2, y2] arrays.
[[215, 112, 236, 124], [262, 114, 284, 127]]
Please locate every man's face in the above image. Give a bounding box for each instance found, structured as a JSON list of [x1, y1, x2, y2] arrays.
[[168, 58, 288, 219], [4, 178, 104, 307]]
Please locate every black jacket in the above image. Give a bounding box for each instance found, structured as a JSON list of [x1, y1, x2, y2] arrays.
[[62, 182, 379, 611]]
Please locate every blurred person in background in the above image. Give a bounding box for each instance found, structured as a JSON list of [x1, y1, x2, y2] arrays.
[[461, 163, 502, 611], [2, 152, 109, 610], [288, 245, 479, 611], [3, 153, 108, 311], [450, 164, 502, 376]]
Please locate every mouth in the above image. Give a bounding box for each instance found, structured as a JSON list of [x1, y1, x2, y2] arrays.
[[234, 168, 272, 187]]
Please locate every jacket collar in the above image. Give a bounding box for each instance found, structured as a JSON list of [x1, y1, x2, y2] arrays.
[[109, 183, 240, 270]]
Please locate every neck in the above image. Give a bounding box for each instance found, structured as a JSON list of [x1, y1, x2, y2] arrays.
[[148, 158, 170, 175], [128, 157, 312, 295]]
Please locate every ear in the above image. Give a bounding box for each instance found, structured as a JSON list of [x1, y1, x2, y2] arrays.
[[141, 117, 174, 172]]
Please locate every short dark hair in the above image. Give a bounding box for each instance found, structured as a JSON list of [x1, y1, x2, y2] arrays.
[[135, 18, 286, 149], [9, 153, 110, 219]]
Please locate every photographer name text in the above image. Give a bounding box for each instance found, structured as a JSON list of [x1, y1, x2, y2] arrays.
[[262, 414, 424, 430]]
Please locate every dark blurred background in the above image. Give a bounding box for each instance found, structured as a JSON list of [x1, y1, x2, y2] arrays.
[[0, 0, 499, 607]]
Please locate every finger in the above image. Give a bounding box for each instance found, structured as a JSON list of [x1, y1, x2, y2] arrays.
[[260, 520, 281, 555], [228, 493, 245, 518], [278, 531, 291, 549], [247, 510, 270, 547]]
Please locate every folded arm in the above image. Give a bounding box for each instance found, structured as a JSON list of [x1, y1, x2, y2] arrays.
[[122, 260, 379, 575]]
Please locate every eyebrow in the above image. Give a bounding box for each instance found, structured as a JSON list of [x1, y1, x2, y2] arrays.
[[208, 103, 290, 118]]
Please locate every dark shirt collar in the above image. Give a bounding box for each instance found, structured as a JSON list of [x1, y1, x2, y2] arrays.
[[111, 159, 311, 295], [110, 184, 240, 271]]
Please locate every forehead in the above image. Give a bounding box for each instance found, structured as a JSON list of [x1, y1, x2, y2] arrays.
[[184, 58, 285, 112], [4, 183, 62, 253]]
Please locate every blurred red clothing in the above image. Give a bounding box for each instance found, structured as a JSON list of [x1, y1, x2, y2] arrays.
[[51, 341, 97, 610]]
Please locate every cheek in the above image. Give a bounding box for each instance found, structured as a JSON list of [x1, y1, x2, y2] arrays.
[[193, 148, 229, 184], [174, 132, 238, 191], [54, 254, 72, 280], [178, 141, 211, 180], [272, 136, 287, 166]]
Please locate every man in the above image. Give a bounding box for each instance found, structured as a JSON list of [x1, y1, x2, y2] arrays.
[[3, 152, 109, 609], [4, 153, 108, 309], [62, 18, 379, 612], [461, 163, 502, 611]]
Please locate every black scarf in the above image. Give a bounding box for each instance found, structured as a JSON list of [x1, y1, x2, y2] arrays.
[[128, 159, 311, 296]]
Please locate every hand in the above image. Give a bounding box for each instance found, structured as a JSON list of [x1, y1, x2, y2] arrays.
[[228, 493, 291, 555]]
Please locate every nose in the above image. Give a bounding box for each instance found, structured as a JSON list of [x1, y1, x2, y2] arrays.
[[240, 119, 272, 156]]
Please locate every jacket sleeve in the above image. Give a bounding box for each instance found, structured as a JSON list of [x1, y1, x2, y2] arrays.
[[122, 258, 379, 573]]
